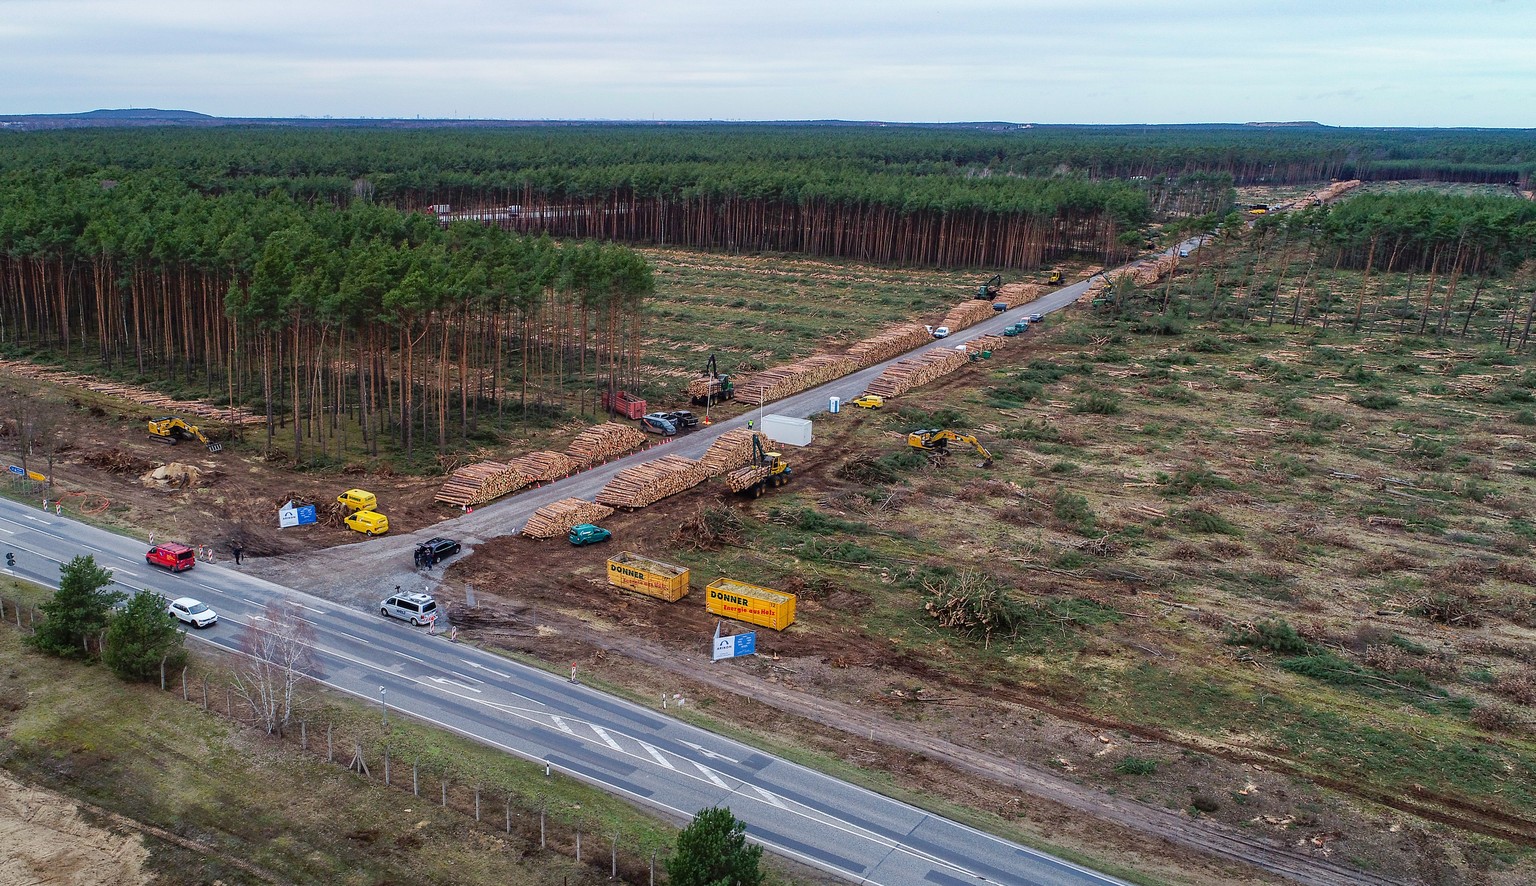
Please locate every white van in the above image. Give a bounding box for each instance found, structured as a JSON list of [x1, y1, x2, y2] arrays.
[[380, 592, 437, 626]]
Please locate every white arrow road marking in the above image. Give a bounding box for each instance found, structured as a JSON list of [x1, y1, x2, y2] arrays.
[[461, 659, 513, 680], [428, 676, 482, 693], [680, 740, 740, 764], [591, 725, 623, 751], [754, 786, 788, 809], [550, 715, 575, 735], [694, 763, 730, 789], [640, 742, 675, 770]]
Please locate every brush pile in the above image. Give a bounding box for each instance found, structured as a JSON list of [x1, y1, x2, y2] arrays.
[[434, 461, 528, 507], [566, 422, 646, 468], [733, 355, 857, 404], [697, 428, 767, 476], [863, 348, 971, 399], [846, 323, 934, 368], [596, 455, 707, 509], [521, 498, 616, 539]]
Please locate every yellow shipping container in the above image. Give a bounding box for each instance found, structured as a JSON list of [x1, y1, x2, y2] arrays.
[[607, 552, 690, 602], [705, 578, 796, 631]]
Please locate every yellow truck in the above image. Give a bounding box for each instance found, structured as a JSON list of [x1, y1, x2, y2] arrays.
[[607, 552, 690, 602], [705, 578, 796, 631]]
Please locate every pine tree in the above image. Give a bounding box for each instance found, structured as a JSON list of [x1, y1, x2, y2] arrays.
[[30, 555, 123, 659], [104, 590, 188, 681], [666, 806, 763, 886]]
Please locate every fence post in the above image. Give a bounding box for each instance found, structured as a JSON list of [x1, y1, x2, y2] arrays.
[[301, 720, 307, 751], [540, 804, 546, 848], [474, 785, 480, 821], [327, 723, 334, 763], [651, 849, 656, 886], [181, 667, 188, 701], [576, 828, 581, 862], [225, 687, 232, 718], [611, 832, 618, 878], [160, 658, 166, 691], [384, 747, 391, 786], [413, 761, 419, 796], [441, 780, 447, 807], [505, 795, 511, 834], [202, 676, 208, 711]]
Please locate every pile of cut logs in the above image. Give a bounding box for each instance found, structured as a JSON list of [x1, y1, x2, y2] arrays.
[[521, 498, 616, 538], [724, 462, 771, 493], [434, 461, 529, 507], [687, 375, 724, 398], [698, 428, 766, 476], [863, 348, 971, 399], [596, 455, 707, 509], [733, 355, 856, 404], [967, 334, 1006, 353], [998, 282, 1043, 307], [566, 422, 646, 468], [940, 299, 997, 331], [0, 358, 266, 425], [1288, 179, 1361, 209], [509, 451, 576, 483], [846, 324, 935, 368]]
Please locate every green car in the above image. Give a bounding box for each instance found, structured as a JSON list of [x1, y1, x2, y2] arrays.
[[568, 523, 612, 546], [1002, 322, 1029, 336]]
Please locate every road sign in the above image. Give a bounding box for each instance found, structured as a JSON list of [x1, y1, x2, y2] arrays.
[[25, 471, 45, 482], [6, 466, 22, 476]]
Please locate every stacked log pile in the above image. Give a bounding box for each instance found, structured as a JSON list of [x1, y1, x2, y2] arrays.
[[998, 282, 1044, 307], [733, 355, 856, 404], [724, 462, 772, 493], [434, 461, 528, 507], [1078, 275, 1112, 304], [698, 428, 766, 476], [863, 348, 971, 399], [687, 376, 725, 399], [0, 358, 266, 425], [521, 498, 616, 538], [940, 300, 997, 332], [967, 334, 1006, 354], [508, 451, 576, 483], [566, 422, 646, 468], [847, 324, 934, 368], [596, 455, 707, 509], [1287, 179, 1362, 210]]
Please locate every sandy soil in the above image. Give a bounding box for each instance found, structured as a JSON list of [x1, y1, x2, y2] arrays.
[[0, 770, 151, 886]]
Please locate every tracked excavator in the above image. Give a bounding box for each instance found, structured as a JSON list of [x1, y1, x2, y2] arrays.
[[906, 428, 993, 468], [147, 417, 222, 452]]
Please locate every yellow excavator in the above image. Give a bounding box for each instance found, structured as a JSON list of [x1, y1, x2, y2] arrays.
[[907, 428, 993, 468], [147, 416, 222, 452]]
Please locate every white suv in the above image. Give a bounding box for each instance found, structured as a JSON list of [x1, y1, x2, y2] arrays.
[[380, 592, 438, 626], [168, 597, 218, 629]]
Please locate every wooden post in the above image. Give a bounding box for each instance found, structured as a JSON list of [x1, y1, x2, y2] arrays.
[[159, 658, 165, 691], [225, 687, 232, 718], [611, 832, 618, 878], [413, 762, 419, 796], [441, 780, 447, 807], [540, 804, 546, 848], [202, 676, 208, 711], [505, 796, 511, 834], [650, 849, 656, 885], [327, 723, 334, 763], [301, 721, 307, 751], [576, 828, 581, 862], [181, 667, 188, 701]]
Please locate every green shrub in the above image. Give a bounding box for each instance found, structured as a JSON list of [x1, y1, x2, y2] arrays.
[[1073, 391, 1122, 415], [1115, 756, 1159, 776], [1351, 392, 1400, 410], [1228, 618, 1314, 655], [1178, 508, 1240, 535], [1051, 489, 1098, 534], [1187, 335, 1230, 354]]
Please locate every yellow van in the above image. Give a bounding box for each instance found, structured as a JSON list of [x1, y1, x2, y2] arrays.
[[337, 489, 377, 512], [345, 509, 389, 536]]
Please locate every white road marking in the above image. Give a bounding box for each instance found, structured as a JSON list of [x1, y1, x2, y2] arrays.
[[338, 632, 369, 644], [198, 583, 220, 592], [591, 725, 623, 751], [754, 786, 788, 809], [450, 670, 482, 684], [461, 659, 513, 680], [550, 715, 575, 735], [242, 598, 260, 607], [681, 740, 740, 764], [694, 763, 730, 789], [393, 650, 424, 664], [0, 517, 26, 530], [428, 676, 481, 694], [22, 515, 50, 525], [0, 527, 14, 535], [640, 742, 675, 770]]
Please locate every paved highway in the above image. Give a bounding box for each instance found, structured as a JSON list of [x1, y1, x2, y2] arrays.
[[0, 495, 1131, 885]]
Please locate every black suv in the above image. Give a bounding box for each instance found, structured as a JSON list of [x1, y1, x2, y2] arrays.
[[414, 537, 461, 566], [664, 410, 700, 431]]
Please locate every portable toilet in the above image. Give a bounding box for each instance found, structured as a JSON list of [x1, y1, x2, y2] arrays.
[[828, 396, 841, 414]]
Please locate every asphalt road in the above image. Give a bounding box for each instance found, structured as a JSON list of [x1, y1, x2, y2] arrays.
[[0, 496, 1132, 886]]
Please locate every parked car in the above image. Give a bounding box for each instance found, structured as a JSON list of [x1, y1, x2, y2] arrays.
[[1179, 248, 1191, 258], [930, 326, 951, 339], [414, 537, 460, 565], [1027, 313, 1043, 324], [992, 301, 1007, 312], [168, 597, 218, 628], [641, 413, 677, 436], [569, 523, 612, 546], [380, 591, 438, 626], [849, 394, 884, 409], [663, 410, 700, 431], [336, 489, 377, 512], [146, 542, 196, 572], [345, 509, 390, 536]]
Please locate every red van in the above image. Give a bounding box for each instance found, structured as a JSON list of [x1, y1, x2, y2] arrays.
[[146, 543, 196, 572]]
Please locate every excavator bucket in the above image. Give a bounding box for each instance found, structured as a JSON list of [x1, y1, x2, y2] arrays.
[[205, 442, 223, 453]]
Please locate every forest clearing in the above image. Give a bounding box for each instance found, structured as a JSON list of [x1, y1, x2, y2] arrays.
[[3, 124, 1536, 885]]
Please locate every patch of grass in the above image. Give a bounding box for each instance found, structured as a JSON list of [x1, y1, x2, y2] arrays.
[[1177, 507, 1241, 535], [1115, 756, 1159, 776], [1072, 391, 1122, 415], [1350, 392, 1401, 410]]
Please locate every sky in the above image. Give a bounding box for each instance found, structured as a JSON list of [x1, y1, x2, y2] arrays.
[[4, 0, 1533, 127]]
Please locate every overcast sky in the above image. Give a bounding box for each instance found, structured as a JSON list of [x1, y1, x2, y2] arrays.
[[5, 0, 1531, 126]]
